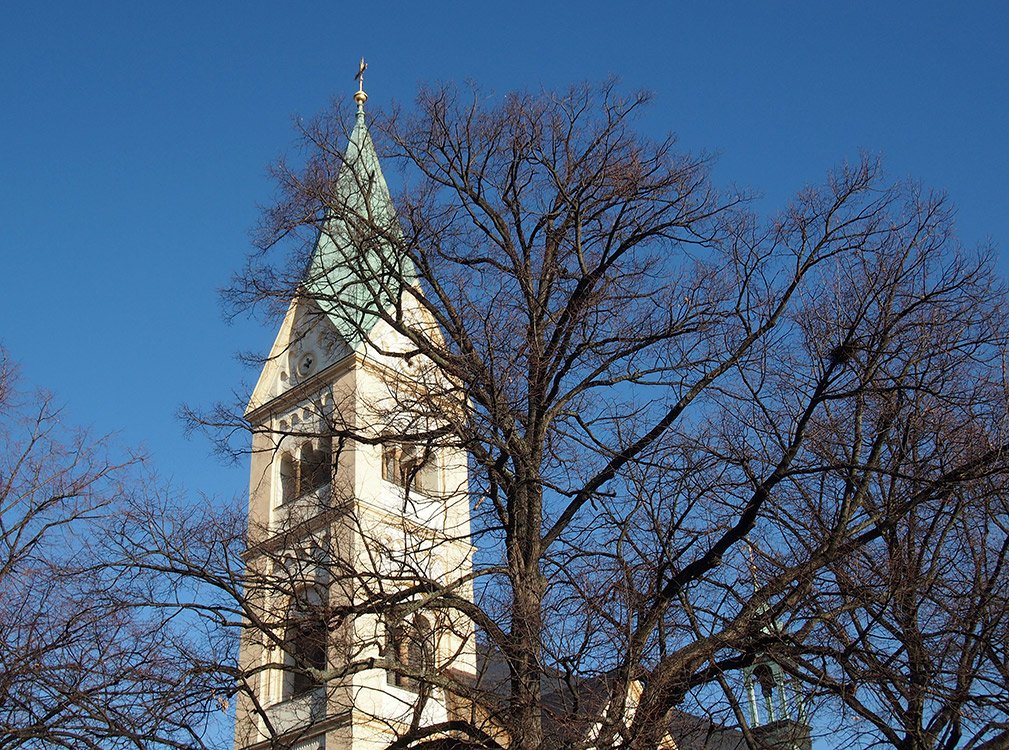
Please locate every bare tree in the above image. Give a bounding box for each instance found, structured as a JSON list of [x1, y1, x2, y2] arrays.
[[780, 479, 1009, 750], [705, 228, 1009, 750], [0, 350, 226, 749], [173, 81, 1009, 750]]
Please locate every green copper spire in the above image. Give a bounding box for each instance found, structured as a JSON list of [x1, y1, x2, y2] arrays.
[[304, 66, 413, 347]]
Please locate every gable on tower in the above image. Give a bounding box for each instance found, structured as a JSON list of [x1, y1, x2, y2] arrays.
[[245, 295, 350, 414]]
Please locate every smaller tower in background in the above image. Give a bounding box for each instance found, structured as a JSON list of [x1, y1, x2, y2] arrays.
[[742, 543, 810, 750], [744, 654, 809, 750]]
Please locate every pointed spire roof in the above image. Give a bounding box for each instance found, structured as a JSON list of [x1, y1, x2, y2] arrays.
[[304, 82, 412, 347]]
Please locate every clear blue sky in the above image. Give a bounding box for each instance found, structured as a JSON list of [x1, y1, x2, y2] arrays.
[[1, 1, 1007, 499]]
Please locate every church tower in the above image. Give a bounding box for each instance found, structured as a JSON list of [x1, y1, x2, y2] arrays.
[[234, 74, 476, 750]]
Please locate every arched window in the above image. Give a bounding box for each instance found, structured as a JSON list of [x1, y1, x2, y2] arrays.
[[280, 453, 297, 506], [284, 589, 328, 699], [381, 444, 438, 495], [303, 436, 332, 493], [386, 612, 433, 691], [277, 437, 333, 507]]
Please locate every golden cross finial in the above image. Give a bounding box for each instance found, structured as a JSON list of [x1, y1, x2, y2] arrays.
[[354, 57, 368, 112]]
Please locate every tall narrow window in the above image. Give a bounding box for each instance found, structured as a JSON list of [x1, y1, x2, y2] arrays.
[[300, 437, 332, 494], [284, 590, 328, 699], [382, 444, 399, 486], [407, 614, 433, 676], [386, 612, 433, 691], [280, 453, 297, 506]]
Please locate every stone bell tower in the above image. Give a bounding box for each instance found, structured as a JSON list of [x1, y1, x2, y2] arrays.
[[233, 72, 476, 750]]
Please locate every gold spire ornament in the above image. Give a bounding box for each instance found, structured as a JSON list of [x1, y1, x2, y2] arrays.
[[354, 57, 368, 112]]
